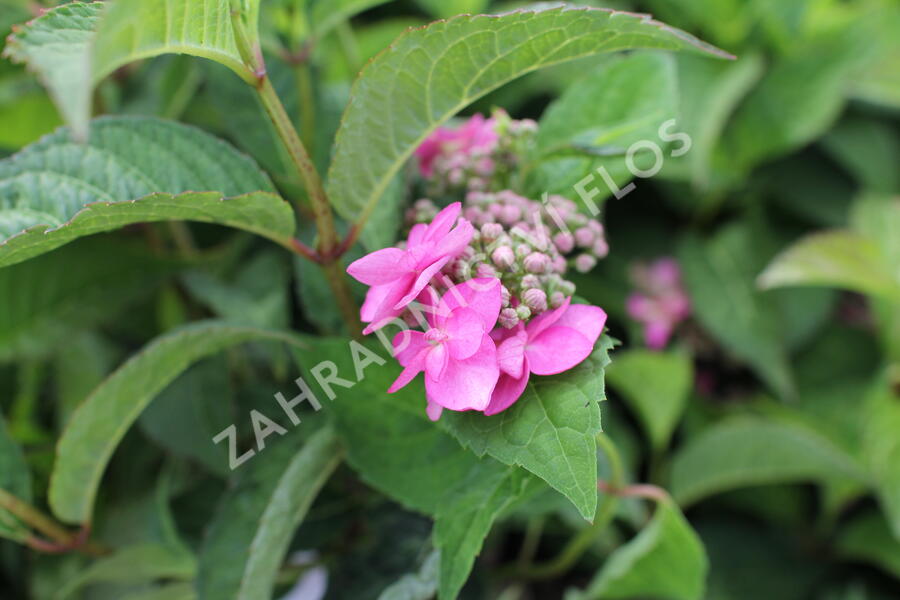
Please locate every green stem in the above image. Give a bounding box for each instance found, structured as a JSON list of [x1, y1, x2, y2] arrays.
[[0, 488, 107, 556], [295, 60, 316, 155], [518, 433, 625, 580]]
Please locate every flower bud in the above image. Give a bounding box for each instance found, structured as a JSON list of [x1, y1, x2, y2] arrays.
[[523, 288, 548, 312], [574, 253, 597, 273], [558, 280, 576, 296], [592, 238, 609, 258], [574, 226, 595, 247], [553, 232, 575, 254], [476, 263, 498, 278], [552, 255, 567, 274], [448, 168, 464, 186], [500, 285, 511, 307], [499, 308, 519, 329], [524, 252, 550, 274], [515, 244, 531, 258], [521, 274, 541, 290], [480, 222, 503, 243], [501, 204, 521, 225], [549, 291, 566, 309], [491, 246, 515, 270], [515, 305, 532, 321]]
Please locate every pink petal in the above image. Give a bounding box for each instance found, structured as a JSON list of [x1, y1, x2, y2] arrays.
[[439, 279, 501, 331], [525, 296, 571, 339], [432, 218, 474, 259], [445, 307, 485, 359], [645, 321, 672, 350], [526, 326, 594, 375], [346, 247, 408, 285], [392, 330, 428, 366], [625, 293, 653, 321], [425, 343, 449, 380], [394, 255, 453, 310], [360, 279, 412, 331], [407, 223, 428, 247], [552, 304, 607, 347], [426, 398, 444, 421], [484, 368, 530, 416], [387, 347, 428, 392], [496, 329, 527, 378], [424, 202, 461, 243], [425, 334, 498, 411]]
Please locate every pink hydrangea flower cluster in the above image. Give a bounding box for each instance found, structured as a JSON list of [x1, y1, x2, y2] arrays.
[[625, 257, 691, 350], [413, 110, 537, 195], [347, 203, 607, 421]]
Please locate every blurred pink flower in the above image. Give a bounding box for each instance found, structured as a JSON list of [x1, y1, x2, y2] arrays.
[[626, 257, 690, 350], [485, 298, 607, 415], [415, 114, 499, 177], [347, 202, 474, 334], [389, 279, 503, 420]]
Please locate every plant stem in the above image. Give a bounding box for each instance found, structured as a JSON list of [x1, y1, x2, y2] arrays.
[[295, 59, 316, 155], [0, 488, 107, 556], [516, 433, 625, 579]]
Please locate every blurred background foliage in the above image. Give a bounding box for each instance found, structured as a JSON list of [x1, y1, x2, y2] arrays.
[[0, 0, 898, 598]]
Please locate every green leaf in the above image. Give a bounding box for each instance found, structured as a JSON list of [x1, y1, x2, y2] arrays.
[[378, 550, 439, 600], [861, 372, 900, 540], [529, 52, 677, 198], [1, 2, 103, 141], [197, 426, 343, 600], [0, 116, 294, 267], [413, 0, 488, 19], [434, 467, 528, 600], [326, 5, 731, 226], [605, 349, 693, 451], [678, 224, 794, 398], [49, 321, 307, 524], [292, 338, 531, 596], [310, 0, 392, 37], [441, 340, 612, 520], [0, 412, 31, 541], [56, 543, 196, 600], [758, 231, 900, 302], [670, 419, 866, 506], [837, 511, 900, 580], [822, 115, 900, 193], [121, 584, 196, 600], [568, 499, 708, 600]]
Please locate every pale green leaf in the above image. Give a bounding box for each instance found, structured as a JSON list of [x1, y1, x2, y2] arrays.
[[0, 116, 294, 267], [414, 0, 488, 19], [1, 2, 102, 141], [56, 543, 196, 600], [311, 0, 392, 37], [378, 550, 439, 600], [861, 372, 900, 540], [568, 499, 707, 600], [670, 420, 866, 506], [441, 340, 613, 520], [758, 230, 900, 302], [326, 5, 731, 226], [121, 584, 196, 600], [49, 321, 307, 524], [197, 426, 343, 600], [837, 511, 900, 580], [605, 349, 693, 451]]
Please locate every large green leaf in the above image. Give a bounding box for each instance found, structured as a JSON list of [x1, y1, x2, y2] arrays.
[[836, 511, 900, 580], [568, 499, 708, 600], [528, 51, 678, 198], [49, 321, 307, 524], [0, 412, 31, 542], [678, 224, 794, 398], [293, 338, 531, 598], [326, 5, 731, 226], [378, 550, 439, 600], [197, 426, 342, 600], [56, 543, 196, 600], [670, 420, 866, 506], [0, 116, 295, 267], [441, 341, 611, 520], [310, 0, 392, 37], [862, 372, 900, 540], [1, 2, 103, 141], [605, 349, 693, 451], [758, 230, 900, 302], [4, 0, 261, 137]]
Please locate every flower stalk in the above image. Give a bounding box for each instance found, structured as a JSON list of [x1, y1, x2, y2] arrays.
[[0, 488, 107, 556]]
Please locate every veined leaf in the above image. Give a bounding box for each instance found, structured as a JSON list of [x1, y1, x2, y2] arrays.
[[568, 499, 707, 600], [49, 321, 307, 524], [0, 116, 295, 267], [310, 0, 392, 37], [197, 426, 343, 600], [0, 412, 31, 542], [1, 2, 103, 141], [56, 543, 196, 600], [441, 339, 612, 521], [670, 420, 866, 506], [326, 5, 731, 227], [4, 1, 261, 137], [758, 230, 900, 302], [605, 349, 693, 451]]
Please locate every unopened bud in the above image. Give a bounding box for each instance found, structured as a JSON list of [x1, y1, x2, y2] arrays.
[[553, 232, 575, 254], [575, 253, 597, 273], [491, 246, 515, 270], [499, 308, 519, 329], [550, 291, 566, 308], [523, 288, 548, 312], [515, 305, 532, 321], [476, 263, 498, 278], [592, 238, 609, 258], [521, 274, 541, 290], [480, 222, 503, 243], [500, 285, 511, 307], [524, 252, 550, 274], [574, 226, 595, 247]]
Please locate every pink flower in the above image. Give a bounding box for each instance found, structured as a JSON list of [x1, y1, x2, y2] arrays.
[[348, 203, 474, 334], [415, 114, 499, 177], [626, 257, 691, 350], [484, 298, 607, 415], [389, 279, 503, 420]]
